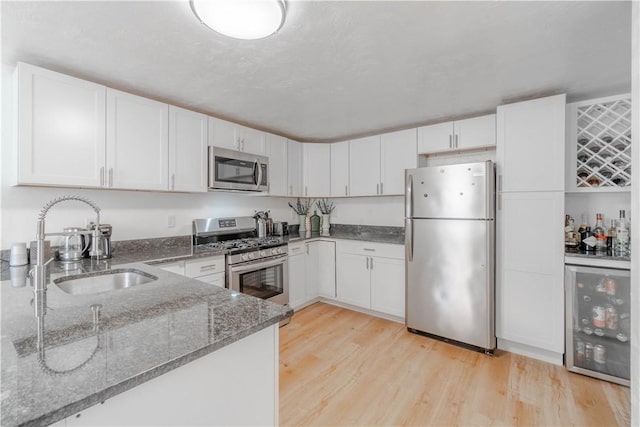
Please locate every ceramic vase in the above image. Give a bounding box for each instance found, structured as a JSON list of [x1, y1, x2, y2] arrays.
[[298, 214, 307, 233], [321, 214, 331, 235]]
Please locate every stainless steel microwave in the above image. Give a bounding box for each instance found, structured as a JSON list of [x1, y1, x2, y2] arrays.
[[208, 146, 269, 192]]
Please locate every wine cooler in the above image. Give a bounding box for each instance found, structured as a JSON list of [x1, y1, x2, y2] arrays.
[[565, 264, 631, 386]]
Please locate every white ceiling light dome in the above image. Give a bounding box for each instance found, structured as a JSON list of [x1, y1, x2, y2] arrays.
[[190, 0, 286, 40]]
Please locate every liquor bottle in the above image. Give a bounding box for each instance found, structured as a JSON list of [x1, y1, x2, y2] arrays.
[[577, 213, 588, 235], [582, 226, 596, 252], [593, 213, 607, 252], [310, 210, 321, 233], [606, 219, 617, 253], [614, 210, 629, 256]]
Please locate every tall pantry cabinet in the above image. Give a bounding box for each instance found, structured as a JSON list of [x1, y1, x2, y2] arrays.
[[496, 94, 566, 365]]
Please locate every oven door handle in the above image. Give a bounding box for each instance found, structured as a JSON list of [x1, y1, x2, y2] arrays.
[[229, 254, 287, 273]]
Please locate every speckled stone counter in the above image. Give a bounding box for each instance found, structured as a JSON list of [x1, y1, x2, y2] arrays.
[[287, 224, 404, 245], [0, 261, 292, 426]]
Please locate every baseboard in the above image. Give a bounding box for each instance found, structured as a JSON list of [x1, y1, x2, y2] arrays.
[[318, 297, 405, 324], [497, 338, 564, 366]]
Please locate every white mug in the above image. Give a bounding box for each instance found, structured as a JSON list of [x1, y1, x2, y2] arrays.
[[9, 242, 28, 266]]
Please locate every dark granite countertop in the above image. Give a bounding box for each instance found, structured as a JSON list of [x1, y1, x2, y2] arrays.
[[286, 224, 404, 246], [0, 261, 291, 427]]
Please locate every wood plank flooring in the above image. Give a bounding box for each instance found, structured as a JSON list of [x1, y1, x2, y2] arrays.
[[280, 303, 630, 426]]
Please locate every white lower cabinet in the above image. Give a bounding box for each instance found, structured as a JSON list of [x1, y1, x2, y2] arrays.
[[335, 241, 405, 319], [156, 255, 225, 288], [288, 240, 336, 309]]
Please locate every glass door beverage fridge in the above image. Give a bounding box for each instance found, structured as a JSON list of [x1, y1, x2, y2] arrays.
[[565, 264, 631, 386]]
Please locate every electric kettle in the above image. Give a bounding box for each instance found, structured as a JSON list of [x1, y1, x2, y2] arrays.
[[58, 227, 90, 262]]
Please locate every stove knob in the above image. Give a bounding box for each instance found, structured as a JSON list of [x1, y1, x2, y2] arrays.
[[278, 248, 284, 254], [271, 248, 278, 255], [248, 253, 255, 260], [242, 254, 249, 261], [260, 251, 266, 257]]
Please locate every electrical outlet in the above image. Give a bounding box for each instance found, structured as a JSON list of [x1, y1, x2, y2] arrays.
[[168, 215, 176, 228]]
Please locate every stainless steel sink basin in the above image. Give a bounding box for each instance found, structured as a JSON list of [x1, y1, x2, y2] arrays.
[[54, 268, 158, 295]]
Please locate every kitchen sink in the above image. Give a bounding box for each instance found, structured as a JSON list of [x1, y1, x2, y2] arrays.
[[54, 269, 158, 295]]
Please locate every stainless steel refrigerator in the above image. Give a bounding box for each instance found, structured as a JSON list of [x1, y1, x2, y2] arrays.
[[405, 161, 496, 353]]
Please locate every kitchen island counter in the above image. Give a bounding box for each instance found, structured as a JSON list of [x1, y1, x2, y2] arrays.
[[0, 260, 292, 426]]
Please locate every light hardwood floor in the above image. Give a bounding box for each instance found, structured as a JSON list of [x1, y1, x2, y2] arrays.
[[280, 303, 630, 426]]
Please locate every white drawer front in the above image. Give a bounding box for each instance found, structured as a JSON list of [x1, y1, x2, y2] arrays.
[[185, 255, 226, 278], [288, 242, 306, 256], [336, 240, 404, 259], [195, 272, 226, 288]]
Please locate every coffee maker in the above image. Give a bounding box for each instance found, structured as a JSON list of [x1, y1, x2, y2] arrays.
[[84, 223, 113, 259]]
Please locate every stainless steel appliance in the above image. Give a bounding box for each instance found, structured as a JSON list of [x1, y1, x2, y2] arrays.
[[405, 161, 495, 353], [208, 146, 269, 192], [565, 262, 630, 386], [85, 223, 112, 259], [57, 227, 90, 262], [193, 217, 289, 307], [272, 221, 288, 236]]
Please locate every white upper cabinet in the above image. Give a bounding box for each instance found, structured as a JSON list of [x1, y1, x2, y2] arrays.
[[303, 143, 330, 197], [208, 117, 265, 155], [16, 62, 106, 187], [168, 106, 207, 192], [287, 140, 303, 196], [237, 125, 266, 155], [497, 95, 565, 192], [330, 141, 350, 197], [349, 135, 381, 196], [106, 89, 169, 191], [380, 128, 417, 195], [418, 114, 496, 154], [265, 133, 288, 196]]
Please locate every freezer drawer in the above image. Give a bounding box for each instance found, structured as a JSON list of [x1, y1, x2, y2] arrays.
[[405, 218, 495, 350], [565, 264, 630, 386]]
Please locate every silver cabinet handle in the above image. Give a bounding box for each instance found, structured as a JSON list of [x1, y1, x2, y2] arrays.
[[305, 186, 308, 196], [171, 173, 175, 190], [449, 134, 452, 149], [498, 174, 502, 192], [370, 257, 373, 270], [199, 264, 218, 271], [376, 183, 380, 195], [345, 185, 348, 196], [108, 168, 113, 187], [455, 134, 459, 148], [363, 248, 375, 252], [100, 167, 105, 187], [497, 194, 502, 211], [380, 182, 383, 195], [366, 257, 369, 270], [306, 244, 309, 255]]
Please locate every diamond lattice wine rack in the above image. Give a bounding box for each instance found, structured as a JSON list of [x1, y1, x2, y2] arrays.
[[574, 96, 632, 190]]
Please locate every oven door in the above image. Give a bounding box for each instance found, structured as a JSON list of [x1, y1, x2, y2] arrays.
[[228, 255, 288, 306], [208, 146, 269, 191]]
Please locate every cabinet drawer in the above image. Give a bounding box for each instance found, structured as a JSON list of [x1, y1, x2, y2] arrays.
[[158, 260, 185, 275], [288, 242, 306, 256], [336, 240, 404, 259], [185, 255, 226, 277]]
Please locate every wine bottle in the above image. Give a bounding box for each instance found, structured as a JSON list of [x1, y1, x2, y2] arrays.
[[593, 213, 607, 252], [578, 213, 587, 235]]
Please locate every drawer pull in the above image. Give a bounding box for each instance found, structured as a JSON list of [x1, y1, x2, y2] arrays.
[[199, 264, 218, 271], [363, 248, 376, 252]]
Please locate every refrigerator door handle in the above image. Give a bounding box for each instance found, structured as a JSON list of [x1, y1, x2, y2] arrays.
[[405, 219, 414, 262], [405, 174, 413, 218]]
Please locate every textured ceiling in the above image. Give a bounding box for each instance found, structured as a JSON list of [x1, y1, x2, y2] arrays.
[[1, 1, 632, 142]]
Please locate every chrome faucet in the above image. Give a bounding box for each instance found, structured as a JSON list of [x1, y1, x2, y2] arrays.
[[32, 195, 102, 317]]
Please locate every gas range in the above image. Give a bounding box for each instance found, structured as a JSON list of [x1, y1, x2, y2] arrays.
[[193, 217, 288, 264]]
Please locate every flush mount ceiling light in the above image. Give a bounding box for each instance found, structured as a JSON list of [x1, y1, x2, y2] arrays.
[[190, 0, 286, 40]]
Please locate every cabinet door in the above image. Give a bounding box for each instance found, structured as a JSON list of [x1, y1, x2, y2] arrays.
[[454, 114, 496, 150], [330, 141, 350, 197], [417, 121, 453, 154], [496, 191, 564, 353], [266, 133, 288, 196], [370, 256, 405, 318], [349, 135, 381, 196], [16, 62, 106, 187], [168, 106, 207, 192], [208, 117, 238, 151], [287, 140, 303, 197], [497, 94, 566, 192], [305, 243, 319, 301], [336, 252, 370, 308], [303, 143, 330, 197], [288, 253, 307, 309], [237, 125, 265, 155], [380, 128, 417, 195], [106, 89, 169, 191], [315, 241, 337, 298]]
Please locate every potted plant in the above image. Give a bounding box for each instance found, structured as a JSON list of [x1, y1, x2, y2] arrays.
[[288, 198, 313, 232], [316, 198, 335, 235]]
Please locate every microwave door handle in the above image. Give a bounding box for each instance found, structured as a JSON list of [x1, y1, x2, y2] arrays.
[[255, 159, 263, 190]]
